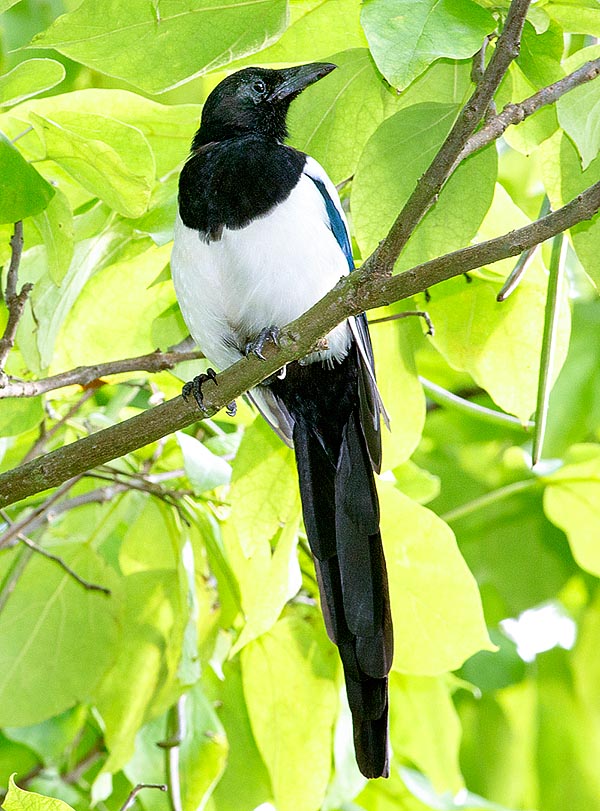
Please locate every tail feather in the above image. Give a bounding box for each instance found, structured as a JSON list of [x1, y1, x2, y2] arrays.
[[271, 347, 393, 779]]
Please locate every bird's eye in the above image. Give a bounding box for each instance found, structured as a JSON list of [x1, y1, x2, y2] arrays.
[[252, 79, 266, 95]]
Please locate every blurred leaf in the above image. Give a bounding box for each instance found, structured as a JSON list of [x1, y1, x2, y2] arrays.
[[390, 673, 463, 794], [29, 110, 154, 218], [52, 243, 173, 370], [544, 445, 600, 577], [3, 706, 87, 766], [379, 484, 494, 675], [3, 775, 76, 811], [289, 48, 393, 184], [241, 613, 338, 811], [421, 185, 570, 423], [0, 58, 65, 107], [557, 45, 600, 170], [30, 187, 74, 285], [229, 417, 300, 556], [459, 629, 526, 694], [209, 660, 272, 811], [0, 132, 55, 223], [30, 0, 288, 94], [228, 512, 301, 655], [546, 1, 600, 35], [0, 545, 119, 727], [177, 431, 232, 494], [360, 0, 494, 90], [392, 459, 441, 504], [352, 103, 496, 268], [179, 683, 229, 811], [0, 396, 43, 437], [370, 314, 426, 471]]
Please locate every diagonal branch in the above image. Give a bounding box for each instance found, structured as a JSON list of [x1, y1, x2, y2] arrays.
[[374, 0, 531, 272], [457, 56, 600, 165], [1, 177, 599, 509]]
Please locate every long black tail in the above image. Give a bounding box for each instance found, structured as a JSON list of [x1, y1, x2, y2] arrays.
[[270, 347, 393, 778]]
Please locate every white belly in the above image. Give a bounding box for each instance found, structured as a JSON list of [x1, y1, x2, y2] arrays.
[[170, 173, 351, 371]]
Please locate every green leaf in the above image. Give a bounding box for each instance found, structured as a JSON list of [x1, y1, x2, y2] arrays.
[[3, 775, 76, 811], [498, 63, 558, 155], [0, 0, 22, 11], [557, 45, 600, 170], [177, 431, 232, 494], [288, 48, 394, 184], [543, 445, 600, 577], [0, 133, 55, 224], [379, 483, 494, 674], [360, 0, 495, 90], [29, 110, 155, 218], [390, 674, 463, 794], [370, 314, 426, 470], [227, 512, 302, 655], [0, 59, 65, 108], [546, 1, 600, 35], [52, 243, 174, 370], [233, 0, 367, 68], [179, 683, 229, 811], [352, 103, 497, 268], [30, 187, 74, 285], [421, 185, 570, 423], [0, 397, 43, 438], [241, 614, 338, 811], [229, 417, 300, 556], [29, 0, 288, 95], [0, 545, 119, 727], [95, 569, 186, 772], [392, 459, 441, 504]]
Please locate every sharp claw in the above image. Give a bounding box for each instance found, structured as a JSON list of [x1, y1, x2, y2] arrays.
[[226, 400, 237, 417], [182, 370, 218, 413], [245, 326, 280, 360]]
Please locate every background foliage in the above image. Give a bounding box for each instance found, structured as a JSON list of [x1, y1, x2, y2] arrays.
[[1, 1, 600, 810]]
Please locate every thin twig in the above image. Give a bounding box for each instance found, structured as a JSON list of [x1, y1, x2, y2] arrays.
[[374, 0, 531, 272], [0, 474, 83, 548], [471, 34, 498, 120], [457, 57, 600, 166], [21, 387, 99, 463], [497, 196, 551, 301], [0, 511, 111, 595], [120, 783, 168, 811], [0, 348, 204, 399], [1, 173, 600, 509], [0, 221, 30, 377], [369, 310, 434, 335]]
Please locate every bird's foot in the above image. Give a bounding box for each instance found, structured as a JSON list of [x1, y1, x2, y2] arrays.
[[182, 368, 218, 412], [226, 400, 237, 417], [245, 326, 280, 360]]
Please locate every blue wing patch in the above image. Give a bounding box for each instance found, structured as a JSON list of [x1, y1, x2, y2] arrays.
[[309, 176, 354, 272]]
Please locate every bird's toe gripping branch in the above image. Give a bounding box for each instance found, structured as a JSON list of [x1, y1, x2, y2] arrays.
[[244, 325, 281, 360], [182, 367, 218, 412]]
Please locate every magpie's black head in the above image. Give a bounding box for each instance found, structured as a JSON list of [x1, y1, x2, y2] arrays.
[[192, 62, 336, 147]]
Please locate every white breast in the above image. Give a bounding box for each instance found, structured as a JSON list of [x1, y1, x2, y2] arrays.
[[170, 170, 351, 371]]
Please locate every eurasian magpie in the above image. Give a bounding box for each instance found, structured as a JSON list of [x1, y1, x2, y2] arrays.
[[171, 62, 393, 779]]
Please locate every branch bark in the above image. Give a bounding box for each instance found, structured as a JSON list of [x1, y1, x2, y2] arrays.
[[0, 221, 31, 378], [2, 178, 600, 508]]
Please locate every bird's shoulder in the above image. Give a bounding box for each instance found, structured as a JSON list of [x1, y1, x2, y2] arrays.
[[178, 135, 307, 239]]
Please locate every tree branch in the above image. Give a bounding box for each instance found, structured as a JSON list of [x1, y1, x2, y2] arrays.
[[1, 177, 599, 508], [374, 0, 531, 272], [457, 56, 600, 165], [0, 348, 204, 399], [0, 221, 31, 378]]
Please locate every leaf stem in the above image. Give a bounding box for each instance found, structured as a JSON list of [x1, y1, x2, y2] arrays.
[[440, 479, 539, 524], [420, 377, 534, 430]]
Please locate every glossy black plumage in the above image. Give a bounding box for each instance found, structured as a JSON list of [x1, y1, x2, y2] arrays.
[[174, 63, 393, 778]]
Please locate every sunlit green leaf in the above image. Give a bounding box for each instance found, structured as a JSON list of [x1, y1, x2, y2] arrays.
[[360, 0, 495, 90], [3, 775, 76, 811], [30, 187, 74, 285], [0, 545, 119, 727], [177, 431, 232, 494], [379, 484, 494, 675], [0, 59, 65, 108], [242, 614, 338, 811], [30, 0, 288, 94]]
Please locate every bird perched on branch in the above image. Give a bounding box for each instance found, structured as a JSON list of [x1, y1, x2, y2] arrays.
[[171, 62, 393, 778]]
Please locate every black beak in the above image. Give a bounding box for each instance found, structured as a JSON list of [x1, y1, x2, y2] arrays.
[[268, 62, 336, 102]]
